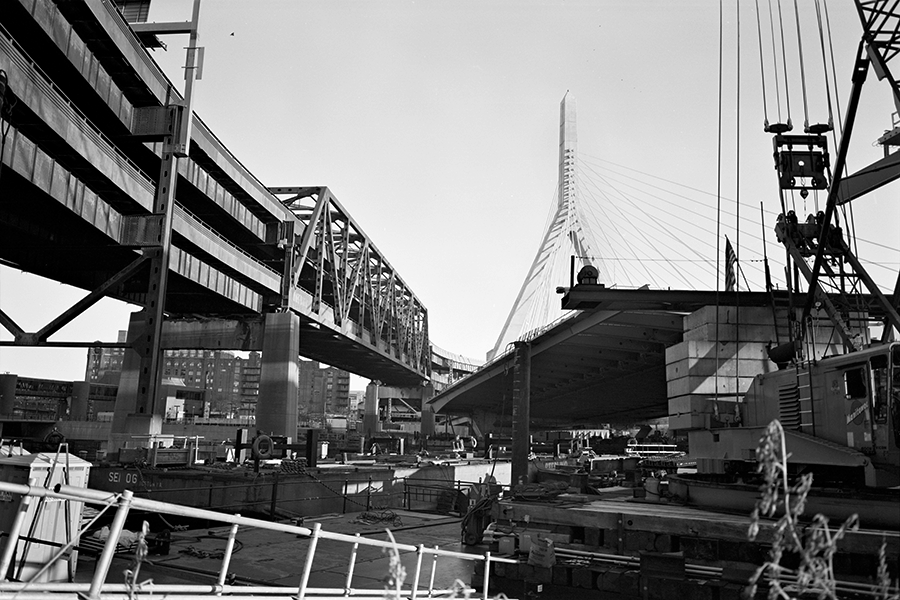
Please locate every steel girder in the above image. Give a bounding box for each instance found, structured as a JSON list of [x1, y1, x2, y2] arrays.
[[272, 186, 430, 377]]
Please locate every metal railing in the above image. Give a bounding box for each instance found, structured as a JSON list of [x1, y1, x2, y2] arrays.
[[0, 480, 516, 599], [401, 477, 505, 514], [174, 204, 281, 284]]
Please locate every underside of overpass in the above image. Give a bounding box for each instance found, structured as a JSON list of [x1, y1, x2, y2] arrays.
[[428, 285, 894, 431], [427, 306, 686, 430]]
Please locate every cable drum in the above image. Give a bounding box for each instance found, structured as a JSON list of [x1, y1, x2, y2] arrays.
[[251, 435, 274, 459]]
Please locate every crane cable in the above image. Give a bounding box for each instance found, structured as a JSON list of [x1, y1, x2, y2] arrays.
[[821, 0, 860, 261], [768, 0, 787, 127], [822, 0, 844, 140], [792, 0, 812, 131], [776, 0, 794, 129], [813, 0, 836, 131], [715, 0, 724, 417], [735, 1, 743, 398], [775, 0, 797, 217], [755, 0, 771, 129]]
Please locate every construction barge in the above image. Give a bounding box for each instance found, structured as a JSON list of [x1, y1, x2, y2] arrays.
[[482, 489, 899, 600]]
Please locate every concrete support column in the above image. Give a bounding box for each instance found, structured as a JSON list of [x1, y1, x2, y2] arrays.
[[511, 341, 531, 485], [256, 312, 300, 437], [71, 382, 91, 421], [109, 311, 163, 453], [0, 374, 17, 417], [420, 383, 435, 438], [363, 382, 379, 440]]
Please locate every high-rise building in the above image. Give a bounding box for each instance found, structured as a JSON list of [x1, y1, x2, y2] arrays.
[[238, 352, 261, 419], [297, 360, 350, 427], [84, 333, 259, 417], [84, 331, 128, 385]]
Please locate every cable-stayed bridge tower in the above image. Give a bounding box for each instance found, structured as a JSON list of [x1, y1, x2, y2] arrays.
[[488, 92, 597, 360]]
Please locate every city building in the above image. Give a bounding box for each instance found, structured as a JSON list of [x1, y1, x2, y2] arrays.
[[238, 352, 261, 420], [297, 360, 351, 429], [84, 332, 260, 418], [84, 331, 128, 385]]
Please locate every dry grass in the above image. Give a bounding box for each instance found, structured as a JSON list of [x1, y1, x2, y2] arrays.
[[748, 420, 898, 600]]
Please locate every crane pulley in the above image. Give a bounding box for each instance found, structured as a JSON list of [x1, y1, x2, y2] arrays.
[[767, 2, 900, 358]]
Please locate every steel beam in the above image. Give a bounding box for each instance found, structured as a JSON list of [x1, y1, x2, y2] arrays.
[[26, 255, 148, 345], [835, 149, 900, 204], [801, 51, 869, 330], [511, 342, 531, 486]]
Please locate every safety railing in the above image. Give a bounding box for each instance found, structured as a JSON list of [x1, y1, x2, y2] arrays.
[[87, 466, 508, 522], [0, 480, 516, 599], [401, 477, 506, 514]]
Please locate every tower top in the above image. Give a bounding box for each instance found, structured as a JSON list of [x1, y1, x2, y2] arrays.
[[488, 91, 595, 360], [559, 92, 577, 208]]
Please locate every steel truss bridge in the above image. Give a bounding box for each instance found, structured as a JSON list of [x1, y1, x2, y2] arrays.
[[0, 1, 429, 395]]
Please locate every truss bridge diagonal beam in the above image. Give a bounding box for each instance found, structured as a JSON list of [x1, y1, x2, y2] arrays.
[[272, 186, 430, 378]]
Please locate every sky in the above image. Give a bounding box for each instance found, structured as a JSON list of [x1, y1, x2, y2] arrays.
[[1, 0, 898, 387]]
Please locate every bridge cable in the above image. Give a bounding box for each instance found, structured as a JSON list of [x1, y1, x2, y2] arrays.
[[569, 174, 627, 285], [576, 156, 899, 279], [792, 0, 812, 131], [576, 164, 721, 286], [575, 168, 685, 287], [578, 158, 772, 284], [578, 168, 697, 288], [776, 0, 794, 129]]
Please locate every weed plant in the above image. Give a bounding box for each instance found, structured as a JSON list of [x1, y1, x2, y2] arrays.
[[748, 420, 898, 600]]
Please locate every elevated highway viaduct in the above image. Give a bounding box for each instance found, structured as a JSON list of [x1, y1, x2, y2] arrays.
[[0, 0, 429, 449]]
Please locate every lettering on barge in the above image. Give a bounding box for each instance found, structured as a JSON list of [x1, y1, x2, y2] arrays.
[[92, 468, 159, 492]]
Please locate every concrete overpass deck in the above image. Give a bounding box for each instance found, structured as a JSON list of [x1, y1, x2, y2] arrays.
[[429, 285, 894, 430], [428, 307, 685, 429]]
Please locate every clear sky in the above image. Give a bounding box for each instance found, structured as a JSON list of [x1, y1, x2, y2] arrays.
[[1, 1, 898, 385]]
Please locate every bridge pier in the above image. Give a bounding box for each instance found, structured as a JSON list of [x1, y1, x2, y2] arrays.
[[420, 384, 435, 438], [109, 311, 164, 453], [108, 311, 300, 452], [363, 382, 379, 441], [256, 312, 300, 437]]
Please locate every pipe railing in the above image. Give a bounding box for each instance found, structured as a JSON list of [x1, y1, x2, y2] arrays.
[[0, 480, 515, 600]]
